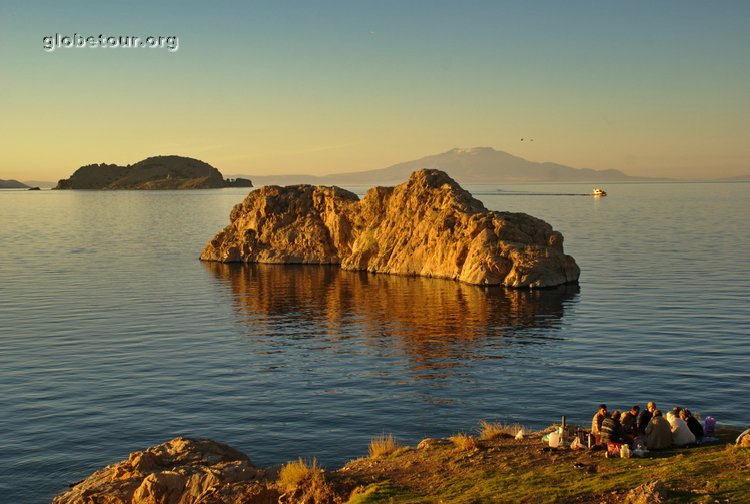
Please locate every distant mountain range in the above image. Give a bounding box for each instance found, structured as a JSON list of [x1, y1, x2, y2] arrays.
[[231, 147, 652, 186], [0, 179, 30, 188], [55, 156, 252, 190]]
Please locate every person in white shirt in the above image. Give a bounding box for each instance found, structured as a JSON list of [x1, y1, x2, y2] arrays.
[[667, 410, 696, 446]]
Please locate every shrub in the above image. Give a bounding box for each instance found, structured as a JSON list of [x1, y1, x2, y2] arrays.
[[277, 457, 320, 491], [449, 433, 479, 451], [478, 420, 526, 440], [369, 433, 399, 458]]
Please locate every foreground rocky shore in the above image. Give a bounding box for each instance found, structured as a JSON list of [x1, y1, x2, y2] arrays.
[[53, 425, 750, 503], [201, 169, 580, 288]]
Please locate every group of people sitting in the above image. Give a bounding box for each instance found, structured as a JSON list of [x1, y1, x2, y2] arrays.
[[591, 402, 708, 450]]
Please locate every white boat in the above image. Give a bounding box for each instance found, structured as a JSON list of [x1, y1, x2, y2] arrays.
[[592, 187, 607, 197]]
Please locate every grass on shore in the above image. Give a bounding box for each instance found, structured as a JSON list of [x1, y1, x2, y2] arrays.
[[368, 433, 401, 459], [277, 457, 321, 491], [449, 433, 479, 451], [341, 427, 750, 503], [477, 420, 526, 440]]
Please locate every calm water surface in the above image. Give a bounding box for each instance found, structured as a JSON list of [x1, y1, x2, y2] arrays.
[[1, 182, 748, 502]]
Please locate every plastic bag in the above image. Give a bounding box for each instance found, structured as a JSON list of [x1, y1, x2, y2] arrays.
[[515, 429, 525, 440], [570, 436, 583, 450], [704, 416, 716, 437], [548, 431, 560, 448]]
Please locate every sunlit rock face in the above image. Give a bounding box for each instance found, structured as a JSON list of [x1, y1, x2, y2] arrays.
[[200, 169, 580, 288], [52, 437, 275, 504]]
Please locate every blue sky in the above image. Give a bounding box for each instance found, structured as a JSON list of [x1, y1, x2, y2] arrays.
[[1, 0, 748, 180]]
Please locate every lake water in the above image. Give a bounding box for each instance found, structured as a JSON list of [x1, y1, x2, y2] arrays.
[[1, 181, 749, 502]]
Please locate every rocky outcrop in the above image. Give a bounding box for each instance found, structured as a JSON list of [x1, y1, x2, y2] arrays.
[[53, 437, 355, 504], [200, 169, 579, 288], [624, 480, 669, 504], [55, 156, 252, 190], [52, 437, 277, 504]]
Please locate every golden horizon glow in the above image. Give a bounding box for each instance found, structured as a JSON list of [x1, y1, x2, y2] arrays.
[[1, 2, 748, 182]]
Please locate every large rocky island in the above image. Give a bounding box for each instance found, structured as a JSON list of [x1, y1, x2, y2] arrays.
[[55, 155, 252, 190], [201, 169, 579, 288]]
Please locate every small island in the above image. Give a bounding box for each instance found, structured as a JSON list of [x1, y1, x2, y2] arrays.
[[55, 155, 252, 190], [201, 169, 580, 288]]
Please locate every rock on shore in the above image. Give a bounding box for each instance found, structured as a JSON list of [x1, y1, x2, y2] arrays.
[[200, 169, 579, 288], [52, 437, 276, 504]]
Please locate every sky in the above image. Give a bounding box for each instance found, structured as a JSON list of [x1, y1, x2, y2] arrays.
[[1, 0, 749, 181]]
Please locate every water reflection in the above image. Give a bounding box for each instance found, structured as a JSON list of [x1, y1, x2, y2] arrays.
[[205, 263, 578, 375]]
